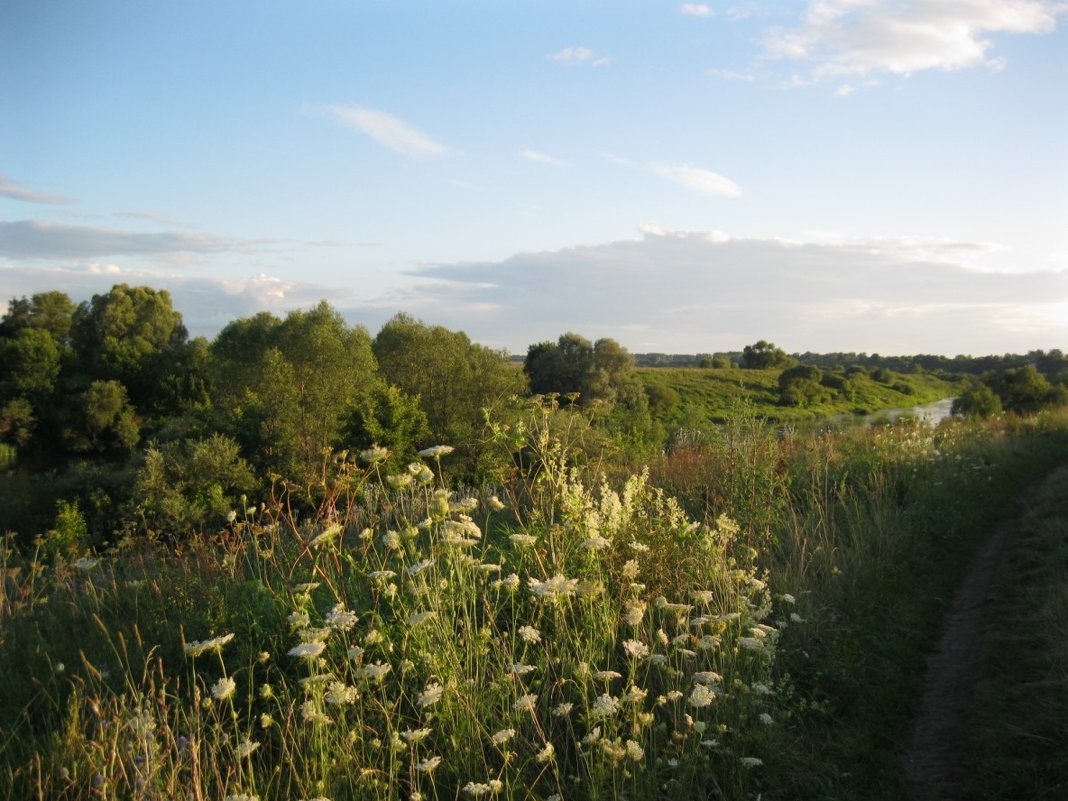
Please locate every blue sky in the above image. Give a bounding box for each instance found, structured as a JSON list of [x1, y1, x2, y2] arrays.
[[2, 1, 1067, 355]]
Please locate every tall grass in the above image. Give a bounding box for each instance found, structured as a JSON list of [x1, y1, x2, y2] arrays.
[[2, 405, 1066, 800]]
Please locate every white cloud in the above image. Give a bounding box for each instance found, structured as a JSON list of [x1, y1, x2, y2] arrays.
[[707, 68, 757, 81], [681, 3, 714, 17], [765, 0, 1067, 79], [328, 105, 447, 157], [650, 163, 743, 198], [520, 148, 569, 167], [0, 174, 69, 204], [834, 83, 856, 97], [548, 46, 612, 67], [373, 230, 1068, 354]]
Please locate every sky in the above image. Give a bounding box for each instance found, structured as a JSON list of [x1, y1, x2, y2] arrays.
[[2, 0, 1067, 357]]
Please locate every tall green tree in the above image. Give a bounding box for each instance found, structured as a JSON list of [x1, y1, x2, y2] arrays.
[[210, 302, 379, 483], [740, 340, 793, 370], [373, 313, 523, 448]]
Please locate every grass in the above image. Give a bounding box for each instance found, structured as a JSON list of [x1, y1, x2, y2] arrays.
[[1, 403, 1066, 800], [964, 464, 1068, 800], [637, 366, 958, 428]]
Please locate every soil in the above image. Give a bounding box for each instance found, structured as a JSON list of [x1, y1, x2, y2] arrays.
[[902, 487, 1035, 800]]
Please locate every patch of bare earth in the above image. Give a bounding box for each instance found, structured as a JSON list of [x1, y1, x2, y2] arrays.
[[903, 487, 1035, 801]]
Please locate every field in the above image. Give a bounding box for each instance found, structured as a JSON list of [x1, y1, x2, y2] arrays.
[[636, 366, 958, 428], [2, 403, 1066, 801]]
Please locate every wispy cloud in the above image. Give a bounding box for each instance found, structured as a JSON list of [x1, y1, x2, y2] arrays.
[[520, 148, 569, 167], [650, 163, 743, 198], [681, 3, 714, 17], [0, 174, 70, 205], [547, 46, 612, 67], [765, 0, 1067, 79], [0, 220, 236, 260], [328, 105, 447, 156], [706, 68, 756, 81]]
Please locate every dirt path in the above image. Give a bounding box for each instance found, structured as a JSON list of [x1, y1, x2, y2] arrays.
[[902, 488, 1034, 800]]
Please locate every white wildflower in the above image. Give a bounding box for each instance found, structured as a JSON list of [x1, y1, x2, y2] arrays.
[[417, 682, 444, 709], [418, 445, 454, 458], [518, 625, 541, 644], [325, 604, 358, 631], [288, 641, 327, 660], [688, 683, 716, 708], [415, 755, 442, 772], [514, 693, 538, 712], [211, 676, 236, 701], [490, 728, 516, 746], [590, 693, 620, 719], [235, 738, 260, 759], [622, 639, 649, 659]]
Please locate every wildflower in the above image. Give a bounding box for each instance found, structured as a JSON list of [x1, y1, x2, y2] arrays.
[[622, 639, 649, 659], [781, 593, 797, 604], [288, 641, 327, 660], [417, 682, 444, 708], [359, 446, 390, 464], [347, 645, 365, 663], [488, 495, 506, 511], [551, 701, 573, 717], [419, 445, 454, 458], [184, 632, 236, 658], [759, 712, 774, 725], [592, 670, 622, 681], [509, 533, 537, 546], [688, 684, 716, 708], [463, 783, 493, 797], [582, 535, 611, 551], [491, 573, 521, 592], [693, 671, 722, 685], [401, 727, 432, 743], [518, 625, 541, 644], [451, 497, 479, 513], [260, 713, 273, 728], [738, 637, 763, 650], [73, 558, 99, 570], [325, 604, 358, 631], [507, 662, 536, 676], [415, 756, 442, 772], [287, 611, 311, 629], [625, 739, 644, 761], [514, 693, 538, 712], [590, 693, 620, 719], [491, 728, 515, 746], [622, 601, 645, 626], [387, 473, 413, 490], [442, 517, 481, 545], [407, 611, 436, 626], [224, 794, 259, 801], [582, 726, 602, 745], [380, 530, 401, 549], [625, 685, 648, 704], [407, 558, 434, 576], [298, 626, 331, 642], [647, 653, 667, 665], [309, 524, 342, 549], [211, 676, 236, 701], [236, 738, 260, 759], [692, 590, 714, 605], [621, 559, 640, 580], [325, 682, 359, 705], [300, 700, 331, 725], [299, 672, 334, 687], [367, 570, 397, 581], [536, 742, 555, 762], [790, 612, 806, 623], [259, 684, 273, 699], [528, 574, 580, 600], [358, 662, 393, 682], [740, 757, 763, 768], [628, 541, 650, 552]]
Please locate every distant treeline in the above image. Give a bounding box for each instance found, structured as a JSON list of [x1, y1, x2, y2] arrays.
[[636, 349, 1068, 381]]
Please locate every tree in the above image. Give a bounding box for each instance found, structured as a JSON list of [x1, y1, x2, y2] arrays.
[[740, 340, 792, 370], [210, 302, 379, 484], [952, 384, 1002, 418], [342, 384, 429, 463], [523, 333, 637, 405], [777, 365, 825, 407], [70, 284, 189, 413], [374, 313, 523, 448]]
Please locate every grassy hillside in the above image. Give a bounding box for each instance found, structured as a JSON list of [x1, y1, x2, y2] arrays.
[[638, 366, 959, 428]]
